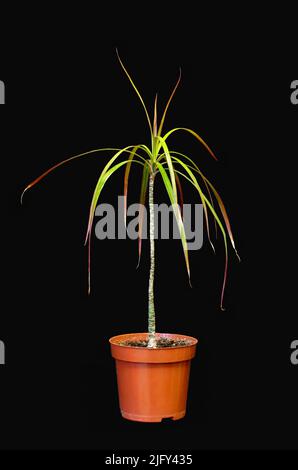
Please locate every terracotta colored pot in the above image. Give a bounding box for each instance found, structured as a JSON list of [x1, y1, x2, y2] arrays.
[[109, 332, 198, 422]]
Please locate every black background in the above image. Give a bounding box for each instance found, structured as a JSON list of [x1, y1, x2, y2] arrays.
[[0, 8, 297, 451]]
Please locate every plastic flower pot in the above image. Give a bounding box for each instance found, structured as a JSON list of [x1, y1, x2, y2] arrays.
[[109, 332, 198, 422]]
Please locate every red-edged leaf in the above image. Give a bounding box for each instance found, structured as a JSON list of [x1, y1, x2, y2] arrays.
[[157, 69, 181, 137], [116, 48, 153, 136], [161, 127, 218, 161], [20, 147, 136, 204], [205, 180, 240, 261], [153, 93, 158, 137]]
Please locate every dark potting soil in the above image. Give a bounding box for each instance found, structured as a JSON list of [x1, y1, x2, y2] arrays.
[[119, 338, 192, 348]]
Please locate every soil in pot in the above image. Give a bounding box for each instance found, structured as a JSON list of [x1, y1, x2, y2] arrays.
[[119, 338, 193, 348]]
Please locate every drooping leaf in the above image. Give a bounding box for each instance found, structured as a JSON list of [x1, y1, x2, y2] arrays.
[[86, 158, 144, 293], [169, 151, 218, 239], [202, 179, 240, 261], [169, 151, 239, 260], [170, 156, 215, 253], [85, 146, 145, 244], [169, 166, 228, 310], [160, 127, 218, 161], [139, 144, 153, 159], [21, 147, 146, 204], [202, 195, 228, 310], [155, 162, 191, 282]]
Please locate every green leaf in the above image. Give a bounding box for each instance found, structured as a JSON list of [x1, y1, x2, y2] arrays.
[[156, 136, 177, 200], [175, 172, 184, 218], [139, 144, 153, 160]]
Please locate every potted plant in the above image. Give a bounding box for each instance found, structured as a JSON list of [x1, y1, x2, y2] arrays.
[[21, 50, 240, 422]]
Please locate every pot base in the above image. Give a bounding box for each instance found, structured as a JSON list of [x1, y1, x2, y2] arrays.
[[121, 410, 186, 422]]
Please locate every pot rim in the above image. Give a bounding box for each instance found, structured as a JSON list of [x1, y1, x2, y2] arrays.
[[109, 332, 198, 350]]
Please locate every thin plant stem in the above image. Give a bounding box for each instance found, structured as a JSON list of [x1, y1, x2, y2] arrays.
[[148, 172, 157, 348]]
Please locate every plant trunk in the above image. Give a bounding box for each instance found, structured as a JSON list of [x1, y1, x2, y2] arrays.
[[148, 173, 157, 348]]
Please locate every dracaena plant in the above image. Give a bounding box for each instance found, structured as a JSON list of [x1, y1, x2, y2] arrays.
[[22, 50, 240, 348]]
